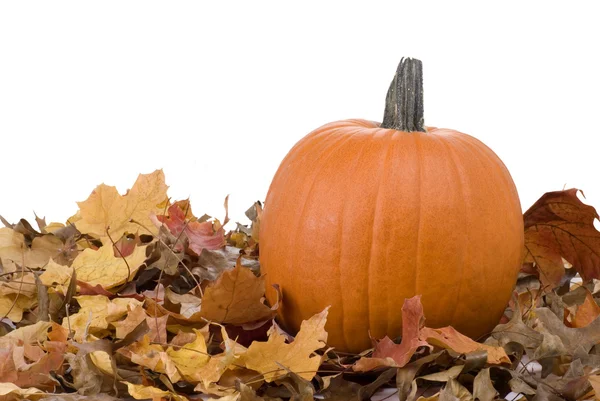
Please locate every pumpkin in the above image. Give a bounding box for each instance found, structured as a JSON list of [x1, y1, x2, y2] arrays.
[[259, 58, 524, 353]]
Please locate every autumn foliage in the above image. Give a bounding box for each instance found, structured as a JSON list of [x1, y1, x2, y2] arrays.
[[1, 170, 600, 401]]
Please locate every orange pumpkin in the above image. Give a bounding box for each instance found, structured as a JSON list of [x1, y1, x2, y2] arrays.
[[259, 58, 524, 353]]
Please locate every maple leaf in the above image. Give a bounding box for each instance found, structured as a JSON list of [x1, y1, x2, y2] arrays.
[[62, 295, 142, 342], [194, 324, 247, 390], [120, 334, 181, 382], [244, 306, 329, 382], [0, 293, 36, 322], [523, 189, 600, 288], [154, 202, 226, 255], [0, 272, 37, 298], [167, 328, 211, 382], [75, 170, 169, 239], [201, 257, 276, 325], [111, 304, 147, 339], [0, 227, 63, 269], [72, 242, 148, 289]]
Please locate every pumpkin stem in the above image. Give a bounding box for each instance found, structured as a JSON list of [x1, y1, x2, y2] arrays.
[[381, 57, 425, 132]]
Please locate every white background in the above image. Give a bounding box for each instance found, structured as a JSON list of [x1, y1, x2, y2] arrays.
[[1, 2, 599, 228]]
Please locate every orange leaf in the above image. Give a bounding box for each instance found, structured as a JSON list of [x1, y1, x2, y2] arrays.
[[566, 287, 600, 328], [420, 326, 510, 365]]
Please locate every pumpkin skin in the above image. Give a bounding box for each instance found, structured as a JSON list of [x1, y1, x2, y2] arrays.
[[259, 119, 524, 353]]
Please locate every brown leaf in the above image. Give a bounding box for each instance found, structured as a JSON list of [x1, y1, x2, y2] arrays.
[[491, 300, 543, 349], [534, 306, 600, 353], [439, 379, 472, 401], [201, 257, 275, 325], [523, 189, 600, 287]]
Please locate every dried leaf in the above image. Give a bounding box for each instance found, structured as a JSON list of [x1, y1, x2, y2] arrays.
[[523, 189, 600, 287], [245, 307, 329, 382], [420, 326, 510, 365], [76, 170, 169, 239], [565, 287, 600, 328], [473, 368, 497, 401], [155, 202, 226, 255], [201, 257, 275, 325], [72, 242, 148, 289], [356, 296, 429, 370]]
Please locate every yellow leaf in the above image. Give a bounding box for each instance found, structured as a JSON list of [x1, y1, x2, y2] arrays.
[[244, 307, 329, 382], [121, 335, 181, 382], [4, 321, 52, 343], [123, 382, 187, 401], [0, 382, 44, 400], [0, 293, 36, 322], [72, 242, 147, 289], [167, 328, 210, 382], [194, 325, 247, 389], [39, 259, 72, 289], [0, 272, 37, 298], [62, 295, 142, 342], [201, 259, 275, 325], [0, 228, 62, 269], [75, 170, 169, 239], [112, 304, 147, 339], [89, 350, 115, 375]]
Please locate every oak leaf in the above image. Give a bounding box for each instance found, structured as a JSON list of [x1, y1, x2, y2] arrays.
[[244, 307, 329, 382], [354, 296, 429, 371], [564, 287, 600, 328], [523, 189, 600, 288], [76, 170, 169, 239], [201, 257, 275, 325]]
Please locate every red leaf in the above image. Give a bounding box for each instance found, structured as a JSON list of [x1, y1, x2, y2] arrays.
[[371, 295, 429, 367]]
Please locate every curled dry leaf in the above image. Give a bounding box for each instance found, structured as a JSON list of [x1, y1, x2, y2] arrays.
[[420, 326, 510, 365], [523, 189, 600, 288]]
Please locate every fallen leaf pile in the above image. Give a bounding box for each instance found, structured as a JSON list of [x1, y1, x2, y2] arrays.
[[1, 170, 600, 401]]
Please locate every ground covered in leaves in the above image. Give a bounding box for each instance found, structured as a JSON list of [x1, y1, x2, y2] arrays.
[[1, 170, 600, 401]]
